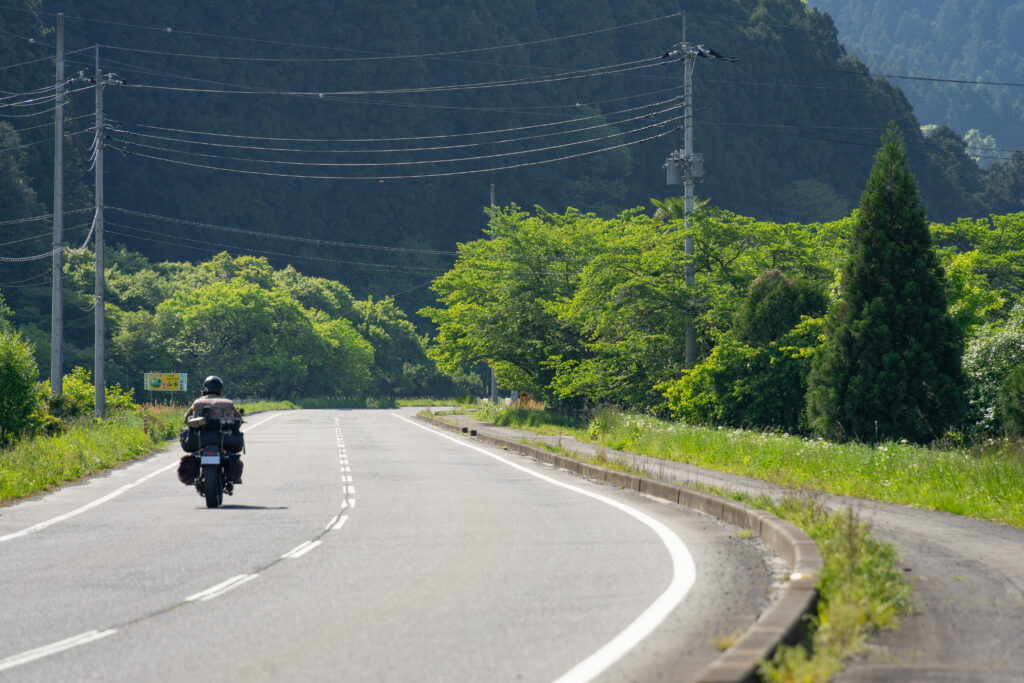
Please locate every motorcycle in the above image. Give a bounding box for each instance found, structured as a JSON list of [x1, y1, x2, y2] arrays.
[[180, 413, 245, 508]]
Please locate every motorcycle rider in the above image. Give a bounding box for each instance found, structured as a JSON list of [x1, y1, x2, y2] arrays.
[[179, 375, 245, 485]]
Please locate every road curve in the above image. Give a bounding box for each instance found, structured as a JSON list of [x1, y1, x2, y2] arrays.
[[444, 413, 1024, 682], [0, 408, 775, 682]]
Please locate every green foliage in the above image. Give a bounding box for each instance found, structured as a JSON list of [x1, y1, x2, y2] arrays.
[[733, 269, 827, 346], [423, 205, 610, 402], [761, 500, 911, 682], [963, 305, 1024, 433], [813, 1, 1024, 158], [807, 127, 966, 443], [999, 365, 1024, 439], [662, 318, 822, 433], [4, 0, 1010, 340], [44, 366, 139, 418], [0, 412, 154, 504], [77, 251, 456, 400], [0, 329, 41, 443]]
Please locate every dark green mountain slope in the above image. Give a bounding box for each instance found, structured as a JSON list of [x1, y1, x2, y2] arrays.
[[810, 0, 1024, 155], [0, 0, 1010, 325]]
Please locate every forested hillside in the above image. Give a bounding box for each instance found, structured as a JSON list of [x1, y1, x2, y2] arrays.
[[3, 0, 1020, 320], [811, 1, 1024, 158]]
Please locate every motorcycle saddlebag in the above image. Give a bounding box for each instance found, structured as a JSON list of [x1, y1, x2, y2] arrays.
[[177, 455, 199, 485], [179, 427, 200, 452], [196, 429, 244, 453], [222, 432, 245, 454]]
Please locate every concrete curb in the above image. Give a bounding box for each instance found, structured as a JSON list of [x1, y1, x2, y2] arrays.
[[416, 414, 822, 683]]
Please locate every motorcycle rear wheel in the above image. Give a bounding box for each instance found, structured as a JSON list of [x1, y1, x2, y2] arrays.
[[203, 464, 222, 508]]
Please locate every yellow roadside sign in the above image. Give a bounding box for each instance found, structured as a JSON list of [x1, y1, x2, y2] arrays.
[[144, 373, 188, 392]]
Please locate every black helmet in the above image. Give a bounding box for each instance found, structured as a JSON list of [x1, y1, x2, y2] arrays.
[[202, 375, 224, 396]]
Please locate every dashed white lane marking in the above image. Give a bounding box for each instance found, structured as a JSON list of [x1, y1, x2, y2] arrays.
[[285, 540, 323, 559], [0, 411, 284, 544], [325, 515, 339, 530], [332, 516, 349, 531], [394, 413, 697, 683], [0, 630, 117, 672], [185, 574, 259, 602]]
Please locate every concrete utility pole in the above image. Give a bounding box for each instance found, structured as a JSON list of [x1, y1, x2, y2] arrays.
[[488, 183, 499, 404], [50, 14, 64, 397], [682, 21, 697, 369], [94, 47, 105, 418], [664, 12, 704, 369]]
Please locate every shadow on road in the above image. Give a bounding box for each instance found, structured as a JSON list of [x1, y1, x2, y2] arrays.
[[198, 505, 289, 511]]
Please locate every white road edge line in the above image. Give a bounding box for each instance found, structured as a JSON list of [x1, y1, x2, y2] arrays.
[[0, 412, 284, 544], [0, 629, 117, 672], [393, 413, 697, 683], [186, 574, 259, 602]]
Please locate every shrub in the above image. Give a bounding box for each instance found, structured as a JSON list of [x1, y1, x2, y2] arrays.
[[999, 364, 1024, 438], [0, 330, 41, 443], [46, 366, 139, 418], [662, 318, 822, 433], [733, 269, 827, 347], [964, 304, 1024, 434]]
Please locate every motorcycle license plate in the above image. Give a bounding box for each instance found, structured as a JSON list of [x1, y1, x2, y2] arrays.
[[200, 455, 220, 465]]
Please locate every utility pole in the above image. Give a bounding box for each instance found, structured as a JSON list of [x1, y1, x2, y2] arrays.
[[50, 14, 64, 397], [682, 16, 697, 369], [94, 46, 105, 418], [664, 12, 711, 369], [488, 183, 499, 404]]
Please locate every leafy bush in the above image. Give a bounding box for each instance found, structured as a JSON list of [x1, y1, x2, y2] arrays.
[[0, 330, 41, 444], [998, 364, 1024, 438], [963, 305, 1024, 434], [45, 366, 139, 418], [662, 318, 822, 433], [733, 269, 827, 346]]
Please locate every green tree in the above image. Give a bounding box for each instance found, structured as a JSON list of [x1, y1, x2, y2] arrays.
[[999, 364, 1024, 439], [0, 328, 40, 443], [733, 270, 827, 347], [806, 126, 966, 443], [962, 304, 1024, 434]]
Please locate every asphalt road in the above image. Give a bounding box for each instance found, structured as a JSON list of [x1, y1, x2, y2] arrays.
[[453, 415, 1024, 682], [0, 408, 775, 682]]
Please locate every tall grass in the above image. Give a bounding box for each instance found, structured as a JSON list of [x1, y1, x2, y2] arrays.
[[483, 406, 1024, 529], [759, 497, 912, 682], [0, 412, 157, 503]]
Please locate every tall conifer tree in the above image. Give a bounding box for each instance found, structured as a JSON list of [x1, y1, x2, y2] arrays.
[[806, 125, 965, 443]]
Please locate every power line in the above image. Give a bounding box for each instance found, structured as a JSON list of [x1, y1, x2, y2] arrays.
[[117, 57, 666, 97], [702, 118, 1018, 160], [0, 208, 91, 227], [0, 44, 93, 71], [9, 7, 680, 62], [0, 221, 89, 248], [107, 207, 458, 255], [96, 14, 678, 63], [112, 96, 683, 154], [0, 269, 50, 286], [0, 135, 54, 153], [0, 246, 59, 262], [109, 108, 684, 167], [117, 122, 680, 180], [130, 91, 680, 145], [104, 222, 452, 274]]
